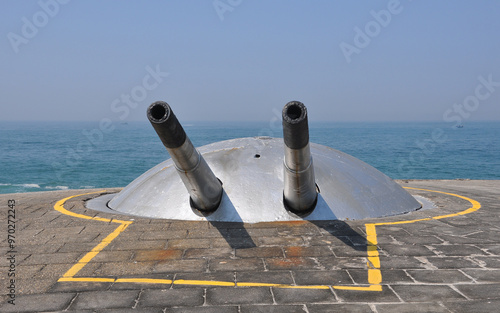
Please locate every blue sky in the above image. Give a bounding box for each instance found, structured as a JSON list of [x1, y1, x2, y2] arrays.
[[2, 0, 500, 122]]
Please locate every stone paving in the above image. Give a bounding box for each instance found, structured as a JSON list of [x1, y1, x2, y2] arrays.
[[0, 180, 499, 312]]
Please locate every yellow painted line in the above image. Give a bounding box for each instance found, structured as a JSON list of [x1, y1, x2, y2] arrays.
[[368, 269, 382, 285], [361, 187, 482, 290], [277, 285, 331, 290], [54, 188, 480, 291], [237, 282, 286, 287], [59, 277, 116, 283], [333, 284, 383, 291], [116, 278, 173, 284], [55, 191, 132, 281], [54, 191, 132, 224], [378, 187, 481, 226], [174, 280, 235, 287]]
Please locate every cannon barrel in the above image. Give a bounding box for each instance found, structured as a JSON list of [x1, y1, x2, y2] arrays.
[[282, 101, 318, 214], [147, 101, 223, 212]]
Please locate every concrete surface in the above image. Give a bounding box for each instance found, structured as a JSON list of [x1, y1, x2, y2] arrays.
[[0, 180, 499, 312]]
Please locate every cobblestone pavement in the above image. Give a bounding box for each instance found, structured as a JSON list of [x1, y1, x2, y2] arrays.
[[0, 180, 499, 312]]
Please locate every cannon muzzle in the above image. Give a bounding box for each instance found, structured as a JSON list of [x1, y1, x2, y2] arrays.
[[147, 101, 223, 212], [282, 101, 318, 214]]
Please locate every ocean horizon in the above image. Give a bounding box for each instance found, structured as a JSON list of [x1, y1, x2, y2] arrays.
[[1, 120, 499, 194]]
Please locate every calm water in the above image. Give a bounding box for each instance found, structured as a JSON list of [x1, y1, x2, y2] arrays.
[[1, 120, 499, 194]]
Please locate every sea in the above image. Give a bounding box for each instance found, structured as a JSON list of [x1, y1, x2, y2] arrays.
[[1, 120, 499, 194]]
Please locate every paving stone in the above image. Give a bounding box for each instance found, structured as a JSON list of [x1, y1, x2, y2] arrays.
[[331, 245, 369, 257], [391, 285, 466, 302], [72, 290, 139, 310], [51, 232, 102, 243], [184, 247, 234, 259], [210, 258, 264, 271], [139, 289, 204, 307], [284, 246, 333, 257], [265, 257, 320, 271], [455, 283, 500, 299], [235, 247, 284, 258], [96, 261, 156, 276], [257, 236, 305, 247], [97, 309, 163, 313], [237, 271, 294, 285], [134, 249, 183, 261], [187, 228, 229, 238], [334, 286, 401, 303], [464, 231, 500, 241], [380, 244, 435, 256], [34, 263, 88, 279], [317, 256, 369, 270], [51, 310, 96, 313], [436, 234, 497, 244], [165, 306, 239, 313], [275, 225, 324, 236], [109, 276, 174, 290], [92, 250, 135, 262], [15, 278, 58, 294], [389, 235, 444, 245], [39, 225, 85, 236], [348, 269, 414, 284], [21, 252, 84, 265], [405, 269, 473, 283], [272, 287, 337, 304], [240, 304, 306, 313], [443, 299, 500, 313], [211, 237, 258, 249], [425, 256, 482, 269], [125, 223, 169, 232], [7, 254, 32, 266], [246, 228, 281, 237], [371, 226, 411, 237], [314, 223, 364, 237], [154, 259, 207, 273], [8, 264, 44, 280], [470, 256, 500, 268], [307, 303, 373, 313], [71, 260, 103, 277], [304, 235, 348, 247], [14, 242, 64, 254], [167, 238, 212, 249], [106, 240, 166, 251], [173, 272, 235, 288], [50, 281, 113, 293], [429, 244, 488, 256], [141, 230, 188, 241], [206, 287, 273, 305], [0, 292, 76, 312], [58, 242, 105, 253], [379, 255, 430, 269], [375, 302, 450, 312], [461, 269, 500, 282], [164, 220, 209, 230], [474, 244, 500, 255], [293, 270, 353, 286]]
